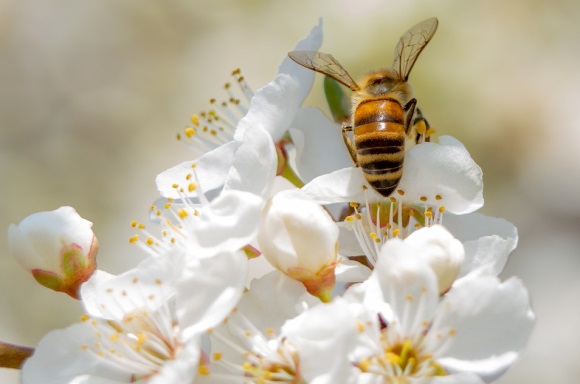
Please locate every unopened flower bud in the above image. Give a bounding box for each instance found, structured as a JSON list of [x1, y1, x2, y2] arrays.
[[8, 206, 98, 299], [258, 190, 338, 301], [405, 225, 464, 294]]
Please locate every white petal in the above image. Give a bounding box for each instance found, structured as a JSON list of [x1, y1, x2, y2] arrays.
[[182, 190, 263, 258], [81, 256, 177, 320], [237, 270, 320, 333], [430, 276, 535, 382], [177, 251, 247, 340], [398, 141, 484, 214], [225, 121, 277, 198], [22, 323, 129, 384], [156, 140, 238, 198], [238, 74, 301, 142], [302, 167, 382, 204], [282, 299, 359, 384], [290, 107, 352, 183], [149, 337, 200, 384], [372, 239, 440, 331], [405, 225, 465, 294], [258, 189, 339, 272], [444, 212, 518, 278], [278, 18, 323, 103], [335, 258, 372, 283]]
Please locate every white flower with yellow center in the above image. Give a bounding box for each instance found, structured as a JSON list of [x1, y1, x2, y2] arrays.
[[200, 271, 359, 384], [344, 234, 535, 383], [22, 250, 247, 383]]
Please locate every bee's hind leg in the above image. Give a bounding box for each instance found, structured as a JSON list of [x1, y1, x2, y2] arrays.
[[341, 124, 359, 166]]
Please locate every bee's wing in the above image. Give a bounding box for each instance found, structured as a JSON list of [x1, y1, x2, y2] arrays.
[[288, 51, 360, 91], [391, 17, 438, 81]]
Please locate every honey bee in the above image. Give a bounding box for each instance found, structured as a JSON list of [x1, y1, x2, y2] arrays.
[[289, 17, 438, 197]]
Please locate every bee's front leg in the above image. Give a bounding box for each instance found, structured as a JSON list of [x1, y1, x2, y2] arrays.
[[341, 124, 359, 166]]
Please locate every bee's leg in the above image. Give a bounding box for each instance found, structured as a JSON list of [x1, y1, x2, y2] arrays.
[[341, 124, 359, 166], [402, 98, 417, 135], [412, 107, 432, 143]]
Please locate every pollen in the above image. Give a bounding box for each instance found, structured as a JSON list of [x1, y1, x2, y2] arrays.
[[198, 365, 210, 376], [190, 114, 200, 126]]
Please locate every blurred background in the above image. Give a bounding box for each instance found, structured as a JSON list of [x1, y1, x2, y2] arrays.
[[1, 0, 579, 382]]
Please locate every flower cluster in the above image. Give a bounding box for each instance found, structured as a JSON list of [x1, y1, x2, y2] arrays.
[[4, 19, 534, 384]]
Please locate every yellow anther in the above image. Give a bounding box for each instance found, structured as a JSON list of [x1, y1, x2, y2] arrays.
[[232, 68, 241, 75], [420, 196, 428, 202], [210, 129, 217, 136], [355, 213, 362, 220], [185, 173, 192, 180], [435, 194, 442, 200], [190, 114, 200, 126], [109, 333, 120, 342], [146, 238, 154, 246], [176, 133, 182, 141], [449, 328, 456, 336], [80, 314, 89, 322], [129, 235, 139, 244], [406, 294, 413, 301], [188, 182, 197, 192], [397, 189, 405, 196], [346, 216, 354, 222], [130, 220, 137, 227], [392, 228, 401, 237], [238, 76, 245, 83], [137, 332, 147, 344], [209, 98, 216, 104], [356, 321, 365, 333], [190, 163, 197, 169], [178, 209, 188, 219], [138, 224, 145, 229], [213, 352, 223, 361], [224, 82, 231, 89], [390, 196, 397, 203], [265, 328, 275, 336], [198, 365, 210, 375], [370, 232, 378, 239], [184, 127, 196, 138], [439, 206, 446, 213], [172, 183, 179, 189], [349, 202, 359, 208], [164, 203, 171, 209], [362, 185, 368, 190], [425, 211, 433, 219]]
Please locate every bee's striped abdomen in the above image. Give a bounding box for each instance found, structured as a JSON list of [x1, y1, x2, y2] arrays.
[[353, 98, 406, 196]]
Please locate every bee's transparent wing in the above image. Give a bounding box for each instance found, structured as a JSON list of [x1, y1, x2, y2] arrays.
[[391, 17, 438, 81], [288, 51, 360, 91]]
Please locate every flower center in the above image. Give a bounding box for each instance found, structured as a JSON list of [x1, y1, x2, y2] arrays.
[[343, 189, 446, 266], [358, 337, 446, 381], [240, 338, 304, 383], [79, 304, 181, 380]]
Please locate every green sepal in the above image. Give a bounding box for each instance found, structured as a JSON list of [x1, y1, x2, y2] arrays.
[[31, 269, 62, 291]]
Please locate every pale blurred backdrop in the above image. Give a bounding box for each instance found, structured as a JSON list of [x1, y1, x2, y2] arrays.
[[1, 0, 579, 382]]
